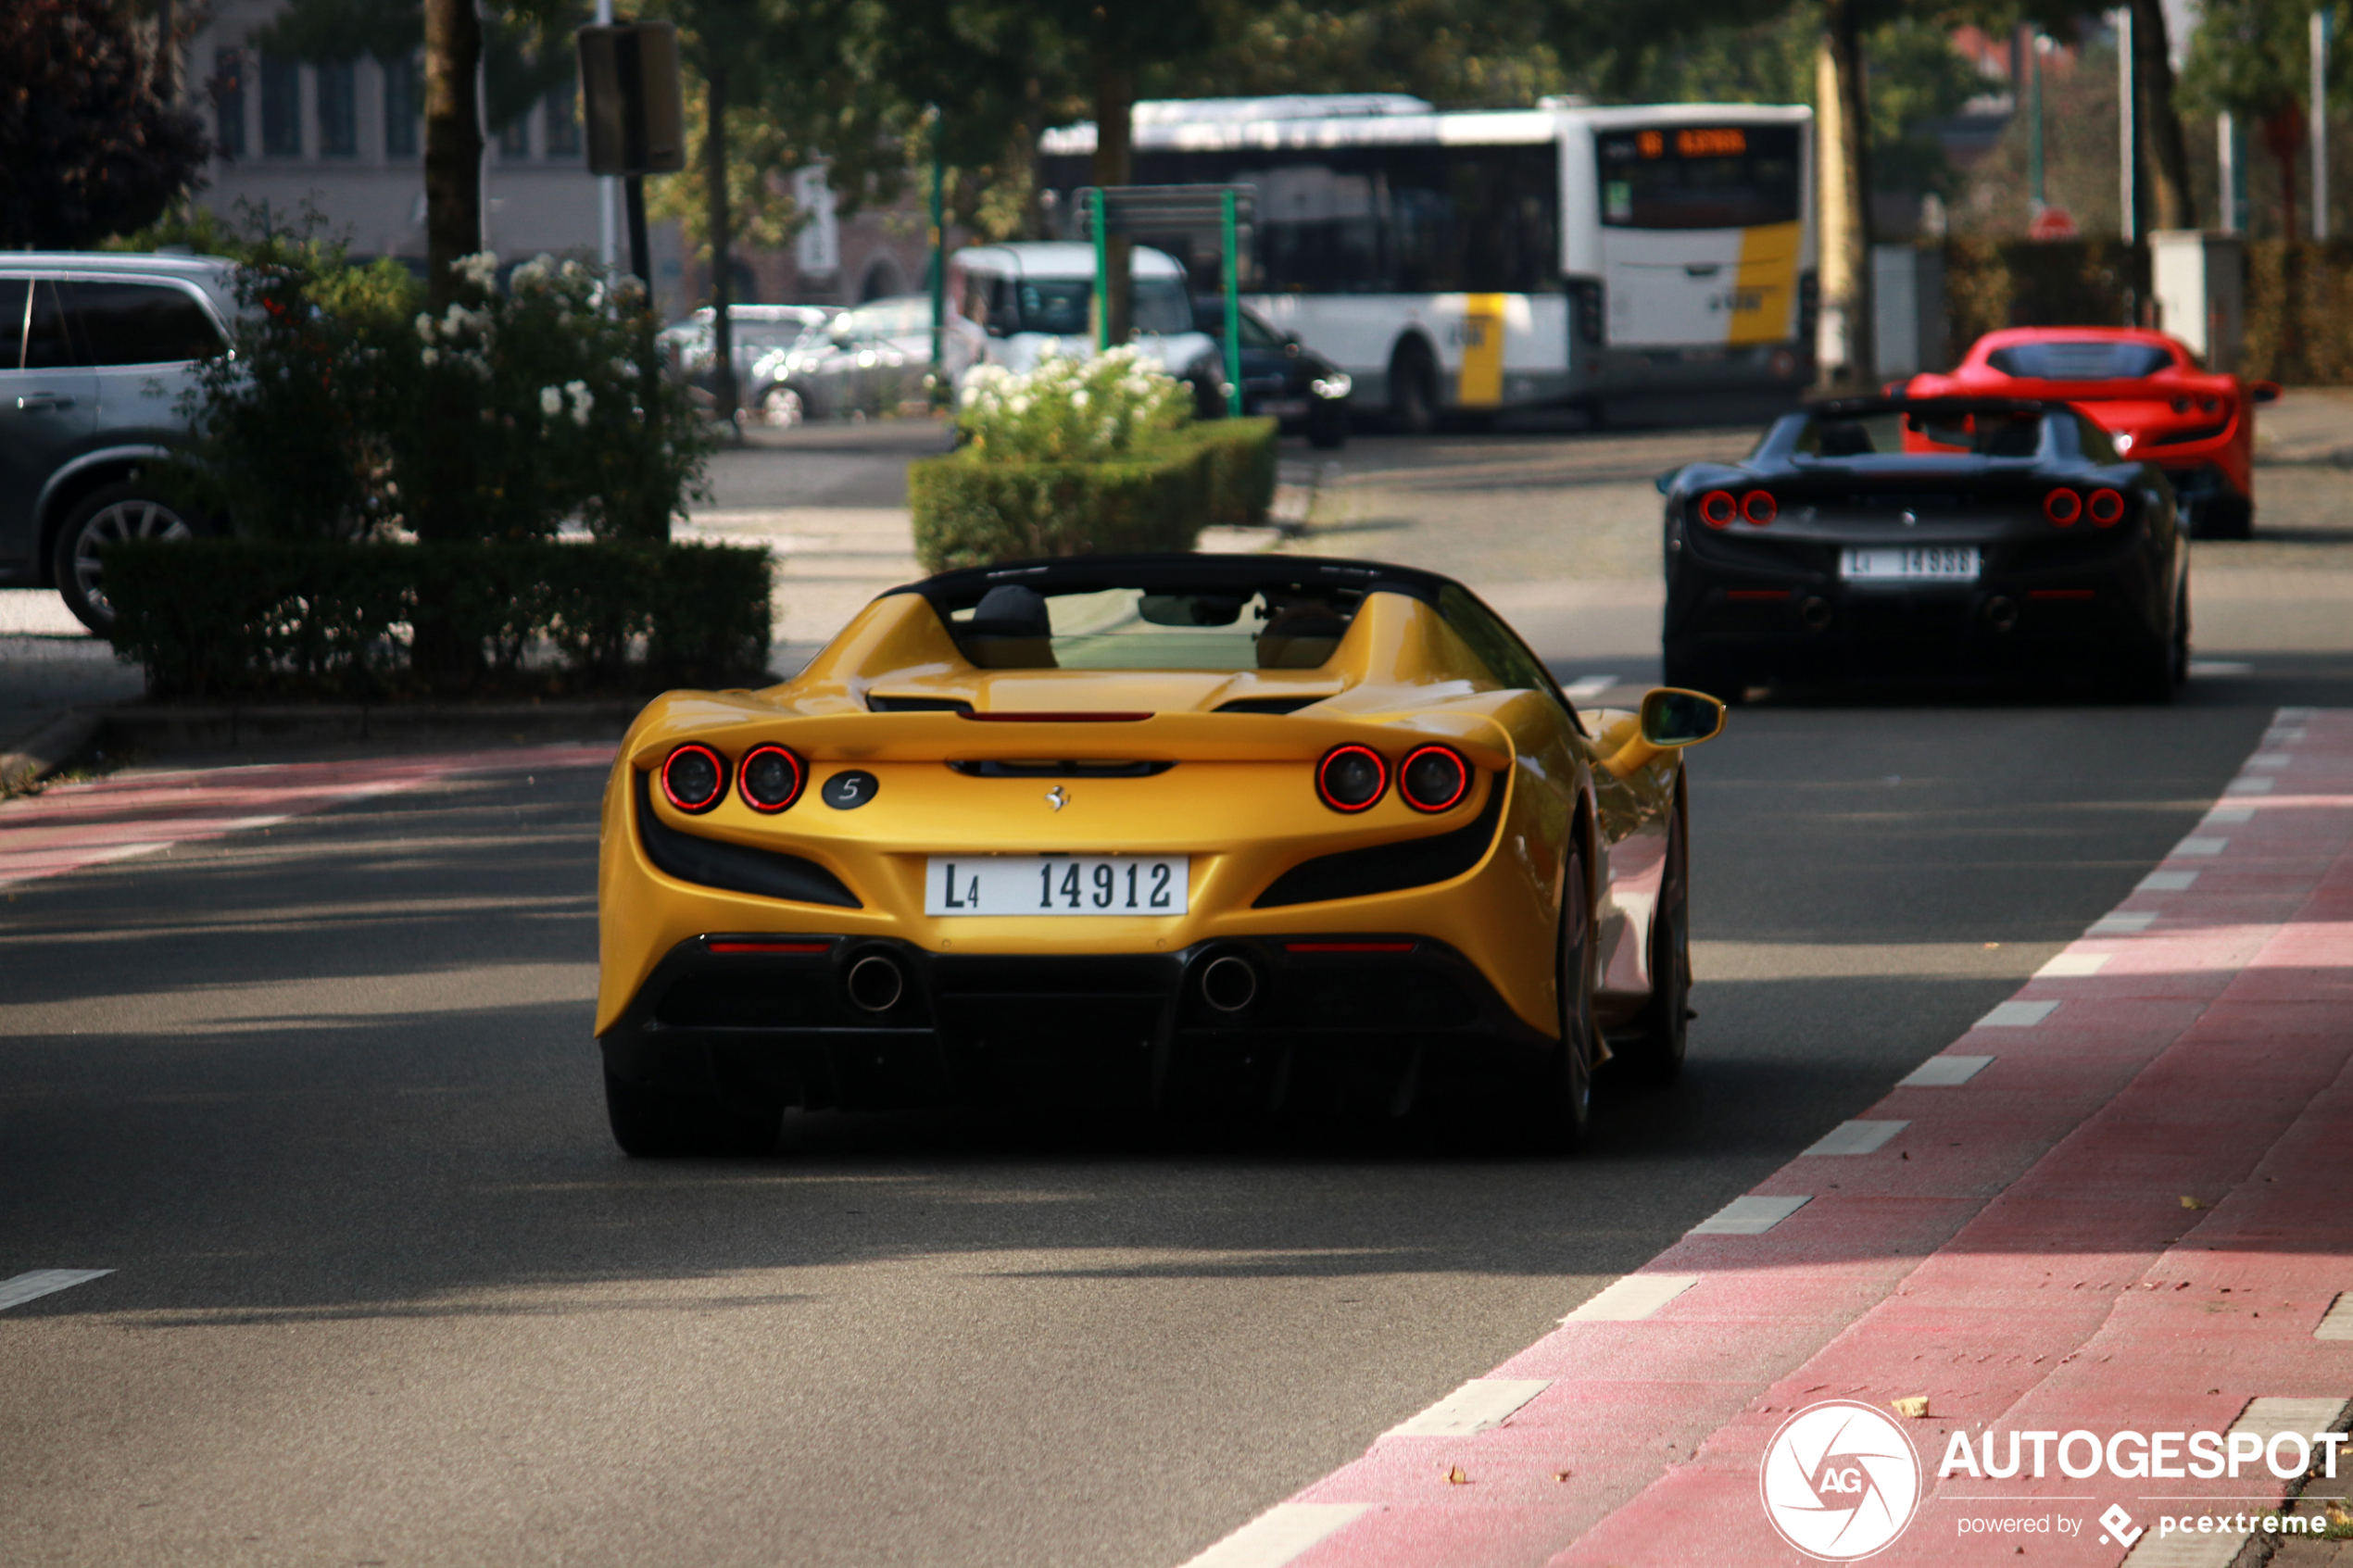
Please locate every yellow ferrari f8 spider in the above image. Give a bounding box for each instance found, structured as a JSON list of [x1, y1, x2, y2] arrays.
[[596, 554, 1723, 1154]]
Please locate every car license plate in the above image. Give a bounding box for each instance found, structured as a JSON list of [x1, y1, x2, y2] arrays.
[[1841, 546, 1981, 582], [925, 855, 1189, 916], [1260, 397, 1309, 417]]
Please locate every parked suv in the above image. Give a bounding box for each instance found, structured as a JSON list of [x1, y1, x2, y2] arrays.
[[0, 254, 236, 633]]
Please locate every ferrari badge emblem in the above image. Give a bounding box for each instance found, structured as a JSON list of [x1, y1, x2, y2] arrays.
[[1045, 785, 1068, 811]]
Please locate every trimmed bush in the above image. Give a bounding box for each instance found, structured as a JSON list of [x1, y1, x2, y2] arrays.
[[909, 418, 1277, 573], [106, 539, 773, 700]]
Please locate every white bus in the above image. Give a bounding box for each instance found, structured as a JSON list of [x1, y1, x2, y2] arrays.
[[1038, 95, 1815, 428]]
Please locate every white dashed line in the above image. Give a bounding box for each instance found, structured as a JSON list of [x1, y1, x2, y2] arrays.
[[2246, 754, 2293, 771], [1979, 999, 2057, 1028], [2092, 910, 2158, 935], [1898, 1054, 1994, 1086], [2037, 952, 2113, 977], [2140, 871, 2200, 892], [1388, 1378, 1553, 1437], [2174, 837, 2230, 857], [2188, 660, 2252, 676], [0, 1270, 113, 1311], [2226, 777, 2276, 795], [2207, 805, 2258, 824], [1801, 1119, 1909, 1157], [1563, 1274, 1699, 1323], [2317, 1294, 2353, 1341], [1689, 1195, 1810, 1236], [1176, 1504, 1372, 1568], [1563, 674, 1617, 701]]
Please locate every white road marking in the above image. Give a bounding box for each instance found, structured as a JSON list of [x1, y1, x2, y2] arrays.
[[1978, 999, 2058, 1028], [2207, 805, 2258, 824], [2246, 753, 2293, 771], [2266, 728, 2309, 744], [2037, 952, 2113, 977], [2226, 777, 2276, 795], [1801, 1119, 1909, 1157], [1898, 1054, 1994, 1087], [2140, 871, 2200, 892], [2278, 706, 2320, 720], [0, 1269, 113, 1311], [1176, 1503, 1371, 1568], [2174, 837, 2230, 857], [1387, 1377, 1553, 1437], [2122, 1399, 2352, 1567], [2317, 1294, 2353, 1340], [2092, 911, 2158, 935], [1563, 674, 1617, 701], [1689, 1195, 1810, 1236], [2188, 660, 2252, 675], [1563, 1274, 1699, 1323]]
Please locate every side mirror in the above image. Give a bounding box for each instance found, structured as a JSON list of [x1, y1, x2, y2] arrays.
[[1601, 686, 1726, 779], [2250, 381, 2282, 405], [1654, 467, 1682, 496]]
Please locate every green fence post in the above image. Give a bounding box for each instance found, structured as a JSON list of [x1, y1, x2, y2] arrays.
[[1092, 188, 1111, 356], [1221, 190, 1242, 418]]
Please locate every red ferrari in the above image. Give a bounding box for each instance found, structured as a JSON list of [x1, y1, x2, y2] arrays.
[[1903, 327, 2279, 538]]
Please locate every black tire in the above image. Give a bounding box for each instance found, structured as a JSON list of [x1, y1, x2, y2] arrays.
[[1389, 341, 1439, 436], [604, 1065, 778, 1157], [1527, 839, 1598, 1152], [1614, 802, 1690, 1086], [2194, 493, 2253, 540], [2170, 578, 2191, 686], [1306, 408, 1349, 449], [51, 482, 202, 636]]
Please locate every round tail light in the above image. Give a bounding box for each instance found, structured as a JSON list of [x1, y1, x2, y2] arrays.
[[1398, 745, 1469, 812], [1741, 489, 1777, 526], [660, 743, 728, 812], [1698, 490, 1737, 529], [2087, 488, 2124, 526], [737, 744, 806, 812], [1315, 745, 1387, 813], [2044, 488, 2082, 526]]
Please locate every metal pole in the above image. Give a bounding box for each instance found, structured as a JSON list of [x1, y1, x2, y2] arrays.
[[596, 0, 615, 267], [2030, 37, 2045, 212], [2119, 6, 2136, 247], [928, 105, 947, 406], [2316, 9, 2333, 240], [625, 173, 650, 287], [1220, 190, 1242, 419], [1091, 188, 1110, 356], [2218, 111, 2238, 233]]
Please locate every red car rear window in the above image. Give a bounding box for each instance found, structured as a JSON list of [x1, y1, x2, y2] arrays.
[[1984, 341, 2173, 380]]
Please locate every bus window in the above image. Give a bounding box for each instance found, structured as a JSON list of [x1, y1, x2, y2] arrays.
[[1597, 125, 1802, 230]]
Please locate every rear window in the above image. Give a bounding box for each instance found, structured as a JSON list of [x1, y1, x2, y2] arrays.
[[1597, 125, 1803, 231], [68, 280, 225, 366], [949, 583, 1364, 671], [1009, 277, 1192, 337], [1984, 340, 2173, 380], [1795, 408, 2049, 458]]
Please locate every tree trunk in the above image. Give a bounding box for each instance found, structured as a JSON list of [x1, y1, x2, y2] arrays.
[[705, 50, 737, 431], [2129, 0, 2196, 231], [1815, 6, 1875, 392], [2261, 107, 2304, 243], [422, 0, 482, 313], [1091, 53, 1134, 347]]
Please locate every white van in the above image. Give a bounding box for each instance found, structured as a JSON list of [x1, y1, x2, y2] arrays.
[[947, 242, 1220, 390]]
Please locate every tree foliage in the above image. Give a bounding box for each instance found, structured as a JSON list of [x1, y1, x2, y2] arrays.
[[0, 0, 209, 249]]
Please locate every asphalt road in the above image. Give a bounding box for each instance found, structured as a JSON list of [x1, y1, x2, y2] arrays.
[[4, 418, 2351, 1567]]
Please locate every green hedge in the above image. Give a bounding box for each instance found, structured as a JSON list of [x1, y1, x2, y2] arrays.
[[909, 417, 1277, 573], [106, 539, 773, 700]]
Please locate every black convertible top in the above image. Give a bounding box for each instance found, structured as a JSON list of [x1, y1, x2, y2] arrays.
[[887, 553, 1456, 611], [1807, 394, 2070, 420]]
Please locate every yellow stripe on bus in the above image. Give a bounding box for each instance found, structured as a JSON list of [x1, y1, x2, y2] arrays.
[[1459, 294, 1505, 407], [1727, 221, 1802, 346]]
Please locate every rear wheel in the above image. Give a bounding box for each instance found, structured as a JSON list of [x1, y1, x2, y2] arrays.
[[2195, 493, 2253, 540], [1526, 840, 1597, 1152], [1614, 803, 1691, 1085], [1306, 407, 1349, 448], [1389, 341, 1439, 436], [604, 1065, 778, 1157], [52, 482, 201, 636]]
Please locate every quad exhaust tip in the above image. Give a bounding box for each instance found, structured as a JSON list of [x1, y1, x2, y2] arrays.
[[1986, 596, 2020, 633], [1201, 954, 1259, 1013], [1799, 596, 1832, 631], [845, 952, 906, 1013]]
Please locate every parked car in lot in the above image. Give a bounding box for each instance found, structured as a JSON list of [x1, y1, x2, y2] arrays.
[[1901, 327, 2278, 538], [1658, 396, 2189, 702], [1189, 296, 1352, 446], [658, 304, 835, 425], [0, 253, 236, 633], [753, 295, 962, 421], [947, 242, 1222, 389]]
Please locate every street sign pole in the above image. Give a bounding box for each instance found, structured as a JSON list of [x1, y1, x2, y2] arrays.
[[928, 105, 947, 406], [1220, 190, 1241, 418], [1091, 189, 1111, 355]]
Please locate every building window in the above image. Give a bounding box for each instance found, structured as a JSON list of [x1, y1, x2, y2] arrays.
[[544, 78, 580, 157], [213, 49, 245, 157], [498, 112, 530, 159], [383, 56, 418, 157], [259, 54, 301, 157], [317, 60, 356, 156]]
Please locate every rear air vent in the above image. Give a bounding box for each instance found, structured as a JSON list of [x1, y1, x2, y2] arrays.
[[867, 695, 974, 713], [947, 759, 1175, 778], [1255, 772, 1504, 908], [634, 772, 862, 907], [1215, 696, 1325, 714]]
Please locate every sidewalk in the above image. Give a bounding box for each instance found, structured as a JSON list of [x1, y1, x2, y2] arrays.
[[1189, 708, 2353, 1568]]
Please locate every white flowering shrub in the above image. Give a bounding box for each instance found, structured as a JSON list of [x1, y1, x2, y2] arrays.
[[954, 345, 1189, 463]]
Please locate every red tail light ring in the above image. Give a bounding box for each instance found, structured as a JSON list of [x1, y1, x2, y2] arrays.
[[660, 743, 729, 813], [1741, 489, 1777, 526], [1398, 745, 1470, 813], [2087, 488, 2124, 526], [1698, 490, 1737, 529], [1315, 745, 1388, 813], [2044, 488, 2082, 526], [736, 744, 807, 813]]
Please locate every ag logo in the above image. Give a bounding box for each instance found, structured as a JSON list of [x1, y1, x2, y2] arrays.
[[1759, 1399, 1921, 1561]]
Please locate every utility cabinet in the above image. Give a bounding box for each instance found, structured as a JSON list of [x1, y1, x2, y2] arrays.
[[2149, 231, 2246, 372], [1872, 245, 1948, 382]]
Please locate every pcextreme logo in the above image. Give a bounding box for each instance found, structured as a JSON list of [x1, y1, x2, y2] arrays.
[[1760, 1400, 1924, 1561]]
